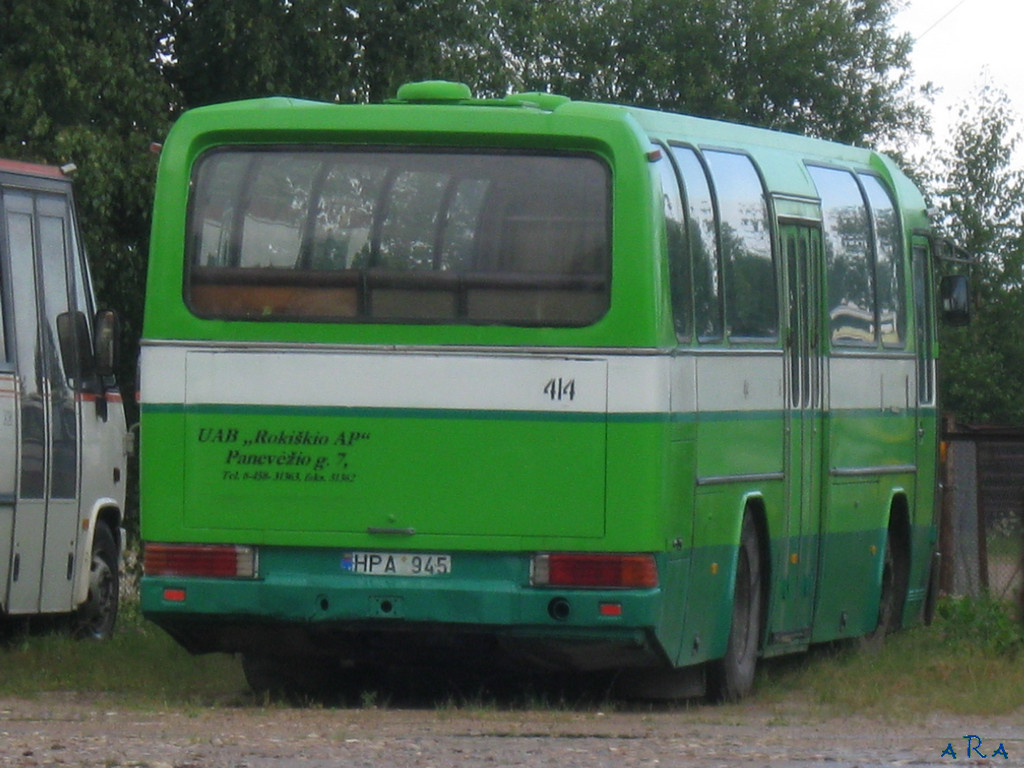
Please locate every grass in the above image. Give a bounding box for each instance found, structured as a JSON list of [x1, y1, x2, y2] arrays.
[[0, 600, 247, 706], [754, 596, 1024, 718], [2, 596, 1023, 719]]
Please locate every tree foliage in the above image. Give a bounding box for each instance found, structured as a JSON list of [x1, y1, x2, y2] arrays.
[[163, 0, 492, 106], [931, 84, 1024, 424], [161, 0, 923, 144], [485, 0, 924, 146], [1, 0, 934, 406], [0, 0, 173, 402]]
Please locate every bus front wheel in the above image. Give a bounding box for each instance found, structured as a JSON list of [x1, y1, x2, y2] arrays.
[[707, 514, 763, 703], [74, 523, 119, 640]]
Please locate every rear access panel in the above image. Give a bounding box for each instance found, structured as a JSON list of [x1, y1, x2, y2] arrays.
[[181, 350, 609, 541]]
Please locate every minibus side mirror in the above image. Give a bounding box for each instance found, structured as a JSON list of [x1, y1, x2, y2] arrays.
[[939, 274, 970, 326], [56, 310, 97, 387], [94, 309, 120, 379]]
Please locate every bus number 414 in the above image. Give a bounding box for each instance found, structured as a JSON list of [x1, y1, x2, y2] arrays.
[[544, 378, 576, 402]]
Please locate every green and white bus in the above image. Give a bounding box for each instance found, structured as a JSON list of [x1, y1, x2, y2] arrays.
[[139, 81, 965, 700]]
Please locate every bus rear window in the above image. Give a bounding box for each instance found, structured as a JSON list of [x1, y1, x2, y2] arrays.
[[186, 149, 610, 326]]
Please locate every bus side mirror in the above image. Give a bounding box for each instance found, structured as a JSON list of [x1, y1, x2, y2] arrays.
[[939, 274, 970, 326], [94, 309, 120, 379], [56, 310, 97, 386]]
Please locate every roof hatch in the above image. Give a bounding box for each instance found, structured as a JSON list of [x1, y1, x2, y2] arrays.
[[392, 81, 571, 113], [394, 80, 472, 103]]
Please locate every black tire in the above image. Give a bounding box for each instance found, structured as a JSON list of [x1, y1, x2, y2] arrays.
[[74, 523, 119, 640], [614, 664, 705, 701], [865, 525, 908, 646], [923, 550, 940, 626], [242, 653, 342, 701], [707, 514, 763, 703]]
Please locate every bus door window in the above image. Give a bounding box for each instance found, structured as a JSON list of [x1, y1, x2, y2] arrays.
[[0, 192, 14, 598], [37, 195, 78, 500], [5, 193, 45, 500], [784, 225, 822, 413], [807, 233, 822, 408], [0, 233, 6, 365], [787, 233, 802, 407], [788, 229, 823, 410]]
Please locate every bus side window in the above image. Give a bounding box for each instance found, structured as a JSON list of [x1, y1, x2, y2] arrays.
[[670, 146, 722, 343], [655, 147, 690, 340], [0, 230, 6, 364], [808, 166, 876, 347], [703, 150, 777, 342], [860, 174, 905, 348], [5, 197, 46, 498], [912, 243, 935, 403]]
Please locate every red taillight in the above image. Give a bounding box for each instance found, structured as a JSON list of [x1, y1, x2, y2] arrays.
[[599, 602, 624, 616], [532, 553, 658, 588], [144, 543, 256, 578]]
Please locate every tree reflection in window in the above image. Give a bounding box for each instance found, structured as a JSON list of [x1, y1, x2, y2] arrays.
[[670, 147, 722, 342], [860, 174, 904, 347], [704, 151, 777, 341], [187, 149, 610, 326], [808, 166, 875, 346]]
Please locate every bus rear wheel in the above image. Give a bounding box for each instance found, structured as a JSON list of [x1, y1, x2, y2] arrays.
[[707, 515, 762, 703], [865, 523, 908, 646], [242, 653, 344, 701]]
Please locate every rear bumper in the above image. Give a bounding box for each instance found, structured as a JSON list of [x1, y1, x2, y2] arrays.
[[140, 548, 668, 671]]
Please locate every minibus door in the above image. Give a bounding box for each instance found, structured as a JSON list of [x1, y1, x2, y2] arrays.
[[2, 189, 82, 615]]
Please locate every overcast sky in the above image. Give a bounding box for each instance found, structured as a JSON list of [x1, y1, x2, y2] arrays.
[[893, 0, 1022, 155]]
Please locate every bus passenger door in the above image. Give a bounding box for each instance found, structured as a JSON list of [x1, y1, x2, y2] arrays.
[[777, 223, 824, 639], [2, 189, 82, 615], [911, 236, 938, 592]]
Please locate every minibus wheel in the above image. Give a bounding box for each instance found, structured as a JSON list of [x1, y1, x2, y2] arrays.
[[74, 523, 119, 640]]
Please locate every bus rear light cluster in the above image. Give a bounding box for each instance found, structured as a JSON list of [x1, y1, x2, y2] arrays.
[[144, 543, 257, 579], [532, 553, 658, 589]]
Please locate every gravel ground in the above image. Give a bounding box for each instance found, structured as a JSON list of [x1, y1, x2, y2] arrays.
[[1, 692, 1022, 768]]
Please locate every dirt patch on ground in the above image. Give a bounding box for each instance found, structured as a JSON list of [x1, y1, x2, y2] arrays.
[[1, 692, 1022, 767]]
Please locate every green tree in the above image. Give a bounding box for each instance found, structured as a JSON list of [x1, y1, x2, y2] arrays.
[[0, 0, 933, 405], [163, 0, 492, 107], [932, 83, 1024, 423], [163, 0, 924, 148], [0, 0, 174, 405], [162, 0, 358, 105], [482, 0, 925, 146]]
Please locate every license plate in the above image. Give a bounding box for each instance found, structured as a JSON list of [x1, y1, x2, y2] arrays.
[[342, 552, 452, 576]]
